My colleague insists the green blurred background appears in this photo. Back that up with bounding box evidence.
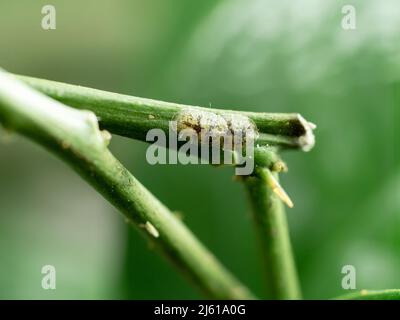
[0,0,398,299]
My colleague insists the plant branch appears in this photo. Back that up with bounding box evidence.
[17,73,311,300]
[17,75,315,152]
[242,149,301,299]
[334,289,400,300]
[0,69,255,300]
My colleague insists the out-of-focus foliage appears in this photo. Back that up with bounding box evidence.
[0,0,398,299]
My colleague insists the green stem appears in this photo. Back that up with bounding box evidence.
[243,165,301,299]
[0,69,255,300]
[17,75,315,151]
[335,289,400,300]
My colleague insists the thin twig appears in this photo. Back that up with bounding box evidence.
[335,289,400,300]
[242,148,301,299]
[0,69,255,300]
[17,75,315,152]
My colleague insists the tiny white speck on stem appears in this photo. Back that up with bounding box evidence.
[145,221,159,238]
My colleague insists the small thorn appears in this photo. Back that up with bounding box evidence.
[145,221,159,238]
[271,182,294,208]
[261,168,294,208]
